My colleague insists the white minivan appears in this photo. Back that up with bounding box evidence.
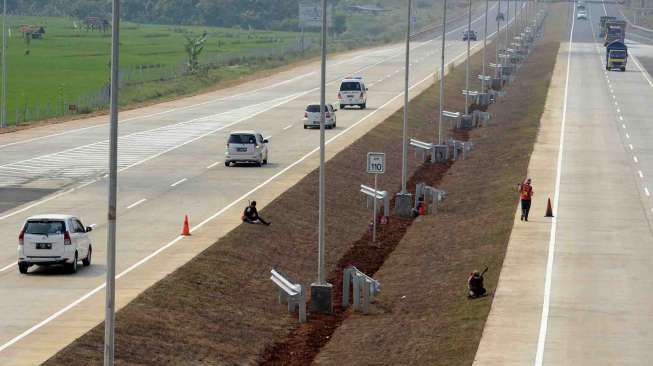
[338,77,368,109]
[224,131,269,167]
[18,214,93,274]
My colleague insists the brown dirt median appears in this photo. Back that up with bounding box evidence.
[43,15,555,366]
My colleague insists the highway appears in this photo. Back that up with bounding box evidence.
[0,3,515,364]
[475,1,653,365]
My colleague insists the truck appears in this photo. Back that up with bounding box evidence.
[604,20,627,46]
[599,16,617,37]
[606,40,627,71]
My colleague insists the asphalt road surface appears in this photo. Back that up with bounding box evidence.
[0,3,517,364]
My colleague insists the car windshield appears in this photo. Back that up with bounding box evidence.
[340,82,361,91]
[24,220,65,235]
[228,134,256,144]
[612,50,626,58]
[306,105,321,112]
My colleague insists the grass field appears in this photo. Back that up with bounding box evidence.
[2,15,316,124]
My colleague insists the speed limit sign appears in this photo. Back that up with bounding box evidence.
[367,152,385,174]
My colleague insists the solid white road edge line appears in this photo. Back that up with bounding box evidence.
[534,4,576,366]
[0,34,487,354]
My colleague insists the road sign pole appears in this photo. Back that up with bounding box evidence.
[372,173,378,243]
[439,0,447,145]
[104,0,120,364]
[311,0,332,314]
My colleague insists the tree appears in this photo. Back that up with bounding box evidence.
[184,32,208,73]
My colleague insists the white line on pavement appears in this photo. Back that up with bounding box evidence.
[170,178,187,187]
[626,133,630,139]
[0,262,16,272]
[206,161,221,169]
[535,5,576,366]
[283,124,293,130]
[126,198,147,209]
[629,144,634,150]
[646,187,650,196]
[619,116,623,121]
[634,156,639,163]
[622,123,627,129]
[639,170,644,178]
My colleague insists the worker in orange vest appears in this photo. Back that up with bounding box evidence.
[518,178,534,221]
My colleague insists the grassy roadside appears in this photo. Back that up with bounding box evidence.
[43,13,501,366]
[312,5,567,365]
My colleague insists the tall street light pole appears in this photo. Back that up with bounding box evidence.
[496,0,501,65]
[104,0,120,364]
[1,0,7,128]
[464,0,472,116]
[482,0,489,92]
[311,0,332,314]
[438,0,447,146]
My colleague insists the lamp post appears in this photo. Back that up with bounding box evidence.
[438,0,447,145]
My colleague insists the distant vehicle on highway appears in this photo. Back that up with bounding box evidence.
[338,76,367,109]
[577,1,586,9]
[463,30,477,41]
[18,214,93,274]
[577,11,588,20]
[303,103,337,129]
[496,12,505,21]
[225,131,269,167]
[606,40,627,71]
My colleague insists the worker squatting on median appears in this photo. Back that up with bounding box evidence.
[518,178,534,221]
[242,201,271,226]
[468,267,488,298]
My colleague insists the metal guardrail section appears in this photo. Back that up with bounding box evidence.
[415,183,447,214]
[472,110,492,126]
[447,138,474,160]
[409,138,435,162]
[360,184,390,217]
[270,269,306,323]
[342,266,381,314]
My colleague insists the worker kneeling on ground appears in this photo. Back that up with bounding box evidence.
[242,201,271,226]
[468,267,488,298]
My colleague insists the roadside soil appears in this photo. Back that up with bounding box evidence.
[42,14,552,366]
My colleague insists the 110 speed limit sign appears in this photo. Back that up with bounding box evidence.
[367,152,385,174]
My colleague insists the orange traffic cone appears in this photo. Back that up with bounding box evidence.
[545,198,554,218]
[181,215,191,236]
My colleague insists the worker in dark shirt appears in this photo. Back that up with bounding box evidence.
[468,269,487,298]
[242,201,270,226]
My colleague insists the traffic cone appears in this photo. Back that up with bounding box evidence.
[181,215,191,236]
[545,198,554,218]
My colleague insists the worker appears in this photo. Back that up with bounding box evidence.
[242,201,270,226]
[518,177,534,221]
[468,269,487,298]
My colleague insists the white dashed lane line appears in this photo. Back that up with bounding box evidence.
[622,123,627,129]
[126,198,147,209]
[646,187,651,197]
[206,161,221,169]
[639,170,644,178]
[283,124,293,130]
[626,133,630,139]
[634,156,639,163]
[629,144,634,150]
[170,178,187,187]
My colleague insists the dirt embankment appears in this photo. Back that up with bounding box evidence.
[44,8,562,365]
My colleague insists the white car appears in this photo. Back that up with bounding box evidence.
[18,214,93,274]
[303,103,337,129]
[338,76,368,109]
[224,130,269,167]
[577,11,587,20]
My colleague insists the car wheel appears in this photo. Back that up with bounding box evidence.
[66,253,78,274]
[256,160,262,167]
[304,125,307,129]
[361,103,366,109]
[263,158,268,165]
[18,262,28,274]
[82,246,92,267]
[621,67,626,72]
[225,161,230,167]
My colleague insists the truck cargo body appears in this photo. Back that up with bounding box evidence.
[599,16,617,37]
[604,20,627,46]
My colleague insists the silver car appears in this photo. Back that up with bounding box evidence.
[303,103,337,129]
[224,131,269,167]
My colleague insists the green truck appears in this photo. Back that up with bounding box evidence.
[599,16,617,37]
[604,20,627,46]
[606,40,627,71]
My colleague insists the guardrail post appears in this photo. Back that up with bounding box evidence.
[362,279,371,314]
[352,273,361,311]
[342,267,352,307]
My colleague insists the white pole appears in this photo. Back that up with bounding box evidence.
[372,174,378,243]
[439,0,447,145]
[1,0,7,128]
[482,0,489,91]
[465,0,472,115]
[104,0,120,364]
[317,0,327,285]
[401,0,411,194]
[496,0,501,66]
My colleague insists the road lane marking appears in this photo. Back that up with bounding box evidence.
[634,156,639,163]
[0,262,16,272]
[126,198,147,209]
[0,17,514,353]
[535,6,575,365]
[646,187,651,196]
[639,170,644,178]
[626,133,630,139]
[615,101,618,106]
[170,178,187,187]
[622,123,626,129]
[283,124,293,130]
[629,144,634,150]
[619,116,623,121]
[206,161,221,169]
